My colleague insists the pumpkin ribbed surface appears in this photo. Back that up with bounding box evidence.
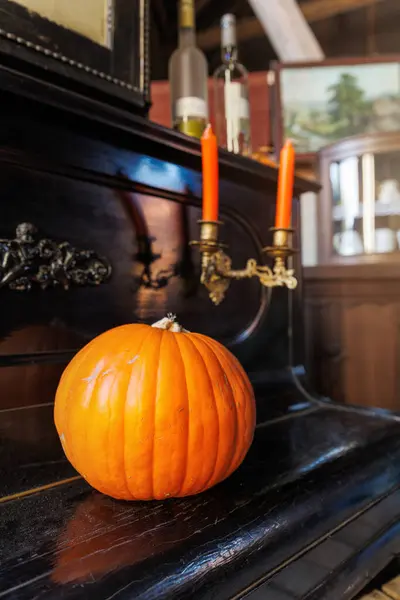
[54,317,256,500]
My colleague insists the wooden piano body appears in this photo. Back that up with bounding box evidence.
[0,60,400,600]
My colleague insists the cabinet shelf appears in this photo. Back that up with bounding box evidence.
[333,202,400,221]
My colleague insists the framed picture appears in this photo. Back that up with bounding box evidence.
[272,57,400,159]
[0,0,150,113]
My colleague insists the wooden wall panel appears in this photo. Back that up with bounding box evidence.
[342,303,399,410]
[305,266,400,412]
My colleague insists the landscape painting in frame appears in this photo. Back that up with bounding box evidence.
[279,61,400,154]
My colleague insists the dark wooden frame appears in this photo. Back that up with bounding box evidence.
[318,130,400,265]
[0,0,150,113]
[271,56,400,161]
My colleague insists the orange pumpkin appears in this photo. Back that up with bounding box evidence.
[54,314,256,500]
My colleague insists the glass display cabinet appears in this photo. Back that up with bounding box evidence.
[318,131,400,263]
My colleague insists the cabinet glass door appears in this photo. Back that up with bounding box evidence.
[331,150,400,256]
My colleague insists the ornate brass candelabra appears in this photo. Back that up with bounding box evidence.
[190,221,297,305]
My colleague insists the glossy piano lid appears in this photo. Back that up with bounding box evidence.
[1,400,400,600]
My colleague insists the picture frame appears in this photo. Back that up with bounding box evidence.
[272,56,400,160]
[0,0,150,114]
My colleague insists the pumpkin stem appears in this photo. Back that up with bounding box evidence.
[151,314,189,333]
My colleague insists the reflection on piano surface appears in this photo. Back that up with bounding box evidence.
[115,178,198,296]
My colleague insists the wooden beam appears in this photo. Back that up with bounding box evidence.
[303,0,385,23]
[197,0,386,50]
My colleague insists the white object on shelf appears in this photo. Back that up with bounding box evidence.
[375,228,396,253]
[333,230,364,256]
[339,157,360,230]
[378,179,400,205]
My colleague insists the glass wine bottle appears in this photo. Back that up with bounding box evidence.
[213,14,252,155]
[168,0,209,139]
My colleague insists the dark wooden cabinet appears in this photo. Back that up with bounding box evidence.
[305,264,400,410]
[305,132,400,411]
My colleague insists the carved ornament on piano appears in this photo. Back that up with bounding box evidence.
[0,223,111,291]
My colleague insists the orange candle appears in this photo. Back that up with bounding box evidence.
[201,124,219,221]
[275,140,295,229]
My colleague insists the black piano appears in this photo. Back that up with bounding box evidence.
[1,17,400,600]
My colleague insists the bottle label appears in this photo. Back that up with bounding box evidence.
[224,82,251,153]
[224,82,250,120]
[239,97,250,120]
[175,97,208,120]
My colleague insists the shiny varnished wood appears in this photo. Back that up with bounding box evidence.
[0,74,316,370]
[2,401,400,600]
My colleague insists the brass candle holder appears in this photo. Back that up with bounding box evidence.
[190,220,297,305]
